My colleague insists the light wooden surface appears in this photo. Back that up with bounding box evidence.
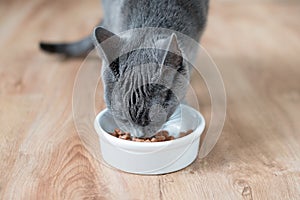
[1,0,300,199]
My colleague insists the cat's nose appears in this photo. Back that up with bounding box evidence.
[132,115,150,126]
[138,120,150,126]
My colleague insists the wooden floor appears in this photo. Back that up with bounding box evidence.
[1,0,300,199]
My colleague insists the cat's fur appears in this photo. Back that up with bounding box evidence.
[40,0,209,137]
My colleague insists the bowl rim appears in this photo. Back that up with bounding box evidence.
[94,104,206,150]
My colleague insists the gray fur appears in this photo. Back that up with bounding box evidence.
[102,0,208,39]
[94,0,209,137]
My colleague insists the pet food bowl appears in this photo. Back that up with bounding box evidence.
[94,104,205,175]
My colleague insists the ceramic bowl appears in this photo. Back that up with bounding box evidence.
[94,104,205,175]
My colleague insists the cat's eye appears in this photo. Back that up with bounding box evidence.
[109,58,120,78]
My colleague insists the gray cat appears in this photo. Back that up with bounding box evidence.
[40,0,209,137]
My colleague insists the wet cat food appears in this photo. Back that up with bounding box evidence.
[110,128,194,142]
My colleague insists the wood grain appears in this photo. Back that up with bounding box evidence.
[0,0,300,199]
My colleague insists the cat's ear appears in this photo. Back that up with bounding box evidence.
[158,35,188,98]
[93,26,121,78]
[94,26,116,44]
[93,26,121,62]
[161,34,183,71]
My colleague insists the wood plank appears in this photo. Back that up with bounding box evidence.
[0,0,299,199]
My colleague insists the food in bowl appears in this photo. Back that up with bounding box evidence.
[110,128,194,142]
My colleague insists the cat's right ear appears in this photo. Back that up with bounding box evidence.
[93,26,121,63]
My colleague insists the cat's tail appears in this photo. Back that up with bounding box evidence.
[39,35,94,57]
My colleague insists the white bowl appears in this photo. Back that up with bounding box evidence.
[94,104,205,175]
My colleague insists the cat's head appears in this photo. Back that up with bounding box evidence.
[94,27,189,137]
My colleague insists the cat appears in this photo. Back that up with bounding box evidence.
[40,0,209,137]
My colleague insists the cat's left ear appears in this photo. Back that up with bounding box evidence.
[161,34,183,71]
[93,26,121,64]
